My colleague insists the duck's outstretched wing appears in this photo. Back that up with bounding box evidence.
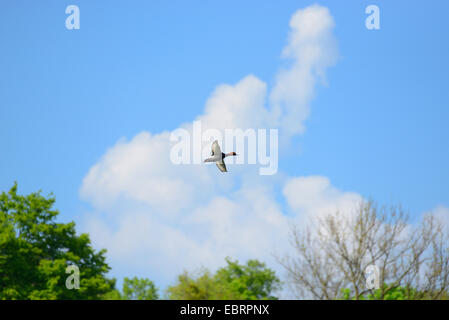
[216,160,227,172]
[211,140,221,156]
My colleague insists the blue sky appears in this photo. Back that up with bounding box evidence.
[1,0,448,291]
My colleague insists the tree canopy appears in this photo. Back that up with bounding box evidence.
[167,257,281,300]
[0,183,115,299]
[104,277,159,300]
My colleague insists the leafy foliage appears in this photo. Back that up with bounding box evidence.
[215,258,281,299]
[340,285,417,300]
[167,258,281,300]
[104,277,159,300]
[105,277,159,300]
[166,269,228,299]
[122,277,159,300]
[0,183,115,299]
[340,284,449,300]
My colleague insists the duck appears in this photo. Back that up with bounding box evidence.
[204,140,237,172]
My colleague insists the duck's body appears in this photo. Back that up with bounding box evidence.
[204,140,237,172]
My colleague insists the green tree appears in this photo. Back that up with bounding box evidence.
[340,285,418,300]
[166,269,232,300]
[340,284,449,300]
[122,277,159,300]
[167,258,281,300]
[215,258,281,300]
[0,183,115,299]
[103,277,159,300]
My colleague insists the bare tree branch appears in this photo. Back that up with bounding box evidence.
[278,200,449,300]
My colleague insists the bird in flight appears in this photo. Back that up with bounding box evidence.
[204,140,237,172]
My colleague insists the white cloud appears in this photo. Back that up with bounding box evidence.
[83,184,288,280]
[270,4,338,136]
[196,75,268,132]
[283,176,362,220]
[83,176,362,288]
[433,205,449,218]
[430,205,449,230]
[80,131,220,216]
[79,5,345,289]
